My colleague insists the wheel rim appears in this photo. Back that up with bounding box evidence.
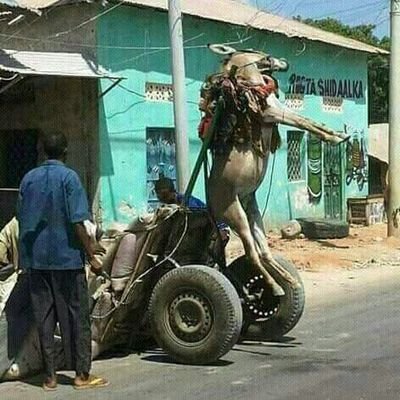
[168,291,214,344]
[244,274,280,320]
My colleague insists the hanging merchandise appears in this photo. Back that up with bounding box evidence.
[345,130,368,189]
[359,137,366,169]
[351,136,362,169]
[307,134,322,202]
[357,136,368,189]
[345,139,353,174]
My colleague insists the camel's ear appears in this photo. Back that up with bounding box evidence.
[208,44,236,55]
[270,57,289,72]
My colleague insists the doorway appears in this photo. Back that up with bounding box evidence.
[323,143,343,220]
[0,129,38,188]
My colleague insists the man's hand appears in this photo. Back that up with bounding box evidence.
[92,242,106,256]
[88,255,103,276]
[219,228,230,246]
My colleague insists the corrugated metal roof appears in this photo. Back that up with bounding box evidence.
[0,0,55,12]
[0,48,120,78]
[0,0,388,55]
[368,123,389,164]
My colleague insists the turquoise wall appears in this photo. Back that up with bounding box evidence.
[97,6,368,229]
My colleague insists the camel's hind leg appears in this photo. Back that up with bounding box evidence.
[241,193,299,288]
[209,191,284,296]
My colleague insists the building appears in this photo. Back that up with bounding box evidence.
[368,123,388,196]
[0,0,387,229]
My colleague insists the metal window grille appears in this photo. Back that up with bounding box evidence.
[287,131,304,181]
[322,96,343,113]
[145,82,173,102]
[284,93,304,110]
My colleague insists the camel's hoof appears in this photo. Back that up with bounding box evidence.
[287,279,301,290]
[293,280,302,290]
[272,284,285,297]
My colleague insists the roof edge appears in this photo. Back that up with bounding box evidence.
[0,0,390,55]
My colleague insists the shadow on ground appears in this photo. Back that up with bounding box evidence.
[141,352,234,367]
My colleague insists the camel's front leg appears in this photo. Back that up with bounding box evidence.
[208,187,284,296]
[241,193,299,287]
[264,93,348,144]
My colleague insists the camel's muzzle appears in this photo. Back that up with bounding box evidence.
[259,57,289,73]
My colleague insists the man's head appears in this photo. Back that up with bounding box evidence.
[42,132,68,161]
[154,177,177,204]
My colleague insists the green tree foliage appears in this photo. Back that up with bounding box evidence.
[294,16,389,123]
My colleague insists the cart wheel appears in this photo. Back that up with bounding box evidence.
[227,255,305,340]
[148,265,242,364]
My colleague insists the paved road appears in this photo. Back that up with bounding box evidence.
[1,264,399,400]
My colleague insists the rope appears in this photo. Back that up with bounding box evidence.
[262,151,277,219]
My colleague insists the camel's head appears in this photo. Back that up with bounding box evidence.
[205,44,349,144]
[208,44,288,85]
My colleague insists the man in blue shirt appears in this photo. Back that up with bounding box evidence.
[17,132,108,391]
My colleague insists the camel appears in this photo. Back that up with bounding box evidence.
[201,45,348,296]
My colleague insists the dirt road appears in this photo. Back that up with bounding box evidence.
[1,256,399,399]
[1,223,399,399]
[226,223,400,271]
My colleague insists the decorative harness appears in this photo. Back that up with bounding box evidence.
[198,53,281,158]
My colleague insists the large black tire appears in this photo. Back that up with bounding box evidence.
[296,218,349,239]
[227,255,305,340]
[148,265,242,365]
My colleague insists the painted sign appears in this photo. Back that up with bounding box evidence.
[287,73,364,99]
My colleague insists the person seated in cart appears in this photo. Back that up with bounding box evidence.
[154,176,230,246]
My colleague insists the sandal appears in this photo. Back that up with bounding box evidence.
[74,374,109,390]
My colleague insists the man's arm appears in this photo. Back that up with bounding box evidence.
[74,222,102,274]
[66,171,103,274]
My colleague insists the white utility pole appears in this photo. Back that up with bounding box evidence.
[168,0,190,192]
[388,0,400,237]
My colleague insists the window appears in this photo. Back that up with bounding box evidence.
[322,96,343,113]
[284,93,304,111]
[145,82,173,102]
[146,128,176,207]
[287,131,305,182]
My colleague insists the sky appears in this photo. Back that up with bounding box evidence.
[238,0,390,39]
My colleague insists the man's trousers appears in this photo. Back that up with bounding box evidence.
[28,269,91,377]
